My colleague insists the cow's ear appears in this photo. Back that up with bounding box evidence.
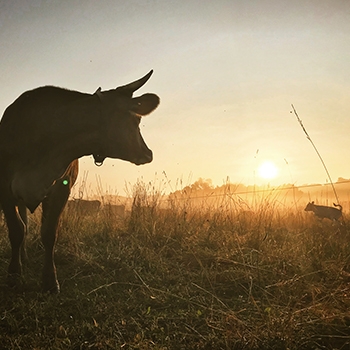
[130,93,160,116]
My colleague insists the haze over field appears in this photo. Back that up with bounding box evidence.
[1,1,349,196]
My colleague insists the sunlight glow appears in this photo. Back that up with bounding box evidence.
[258,161,279,180]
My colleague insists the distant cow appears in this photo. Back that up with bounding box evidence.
[67,199,101,215]
[304,201,343,221]
[0,70,159,293]
[104,204,125,218]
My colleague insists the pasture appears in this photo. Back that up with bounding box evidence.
[0,183,349,349]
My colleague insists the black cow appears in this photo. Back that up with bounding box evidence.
[67,199,101,215]
[0,71,159,292]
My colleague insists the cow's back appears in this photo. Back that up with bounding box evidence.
[0,86,90,159]
[314,206,342,220]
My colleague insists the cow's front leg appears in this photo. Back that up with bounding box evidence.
[41,223,60,292]
[40,174,73,293]
[3,202,27,288]
[41,197,62,293]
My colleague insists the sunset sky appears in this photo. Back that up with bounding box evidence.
[1,0,349,197]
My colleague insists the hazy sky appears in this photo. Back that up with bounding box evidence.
[1,0,349,197]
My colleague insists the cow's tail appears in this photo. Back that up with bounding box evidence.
[333,203,343,211]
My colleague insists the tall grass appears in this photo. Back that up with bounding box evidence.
[0,181,349,349]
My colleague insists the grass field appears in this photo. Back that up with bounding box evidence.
[0,184,350,349]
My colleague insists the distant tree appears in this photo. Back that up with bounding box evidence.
[189,178,213,192]
[169,178,214,199]
[337,177,350,183]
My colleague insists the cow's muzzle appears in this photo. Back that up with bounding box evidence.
[133,150,153,165]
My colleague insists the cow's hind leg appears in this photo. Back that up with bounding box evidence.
[2,200,27,288]
[41,178,71,293]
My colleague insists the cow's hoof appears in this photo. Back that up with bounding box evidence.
[42,280,60,294]
[7,273,23,289]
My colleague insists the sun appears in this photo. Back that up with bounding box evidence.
[258,161,279,180]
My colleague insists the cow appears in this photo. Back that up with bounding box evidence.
[0,70,159,293]
[103,203,125,218]
[304,201,343,221]
[67,199,101,215]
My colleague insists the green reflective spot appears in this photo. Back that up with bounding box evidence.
[62,180,69,186]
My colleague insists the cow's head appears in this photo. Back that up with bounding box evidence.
[304,201,315,211]
[93,70,159,166]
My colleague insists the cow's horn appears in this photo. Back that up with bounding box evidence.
[118,70,153,93]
